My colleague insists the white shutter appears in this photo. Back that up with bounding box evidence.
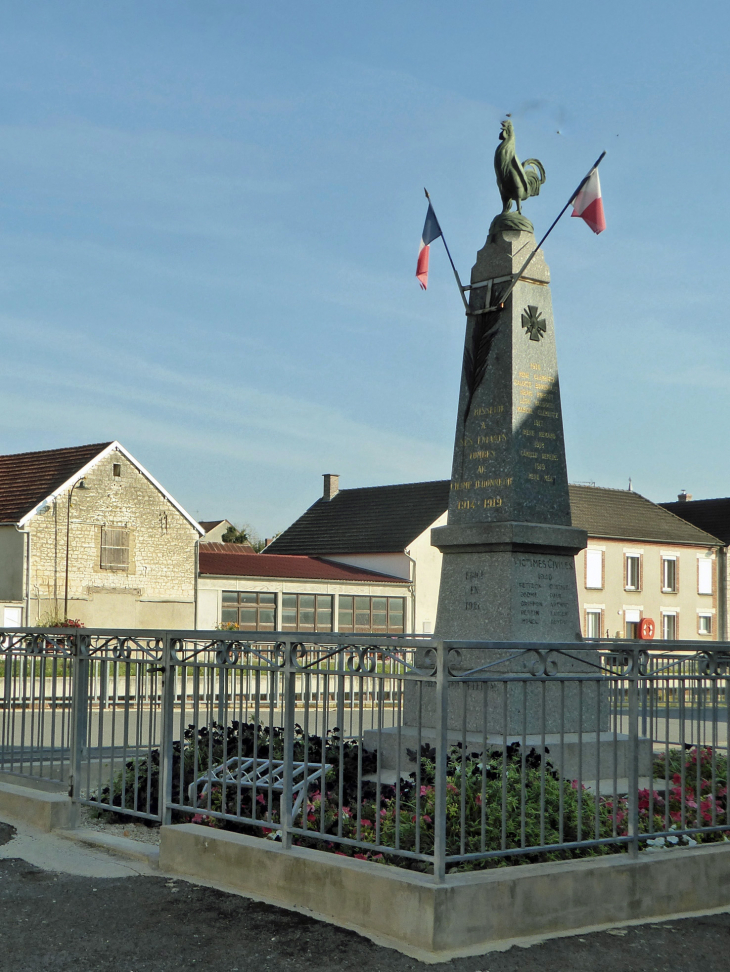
[698,558,713,595]
[585,549,603,589]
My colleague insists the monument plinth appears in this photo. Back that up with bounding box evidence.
[432,227,587,642]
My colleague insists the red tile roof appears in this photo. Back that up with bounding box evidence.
[200,541,256,554]
[198,550,406,583]
[0,442,113,523]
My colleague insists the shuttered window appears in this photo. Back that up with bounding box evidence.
[100,528,130,570]
[585,549,603,589]
[698,558,713,595]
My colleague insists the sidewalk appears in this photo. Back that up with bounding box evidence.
[1,819,729,972]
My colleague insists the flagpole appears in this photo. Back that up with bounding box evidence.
[491,150,607,311]
[424,188,469,312]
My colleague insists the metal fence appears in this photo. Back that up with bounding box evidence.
[1,628,729,877]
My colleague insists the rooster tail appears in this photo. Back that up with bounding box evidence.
[523,158,546,199]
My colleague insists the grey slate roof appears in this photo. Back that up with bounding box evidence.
[660,497,730,546]
[266,480,451,555]
[569,486,722,546]
[268,480,722,555]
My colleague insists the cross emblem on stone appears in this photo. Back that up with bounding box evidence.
[521,305,546,342]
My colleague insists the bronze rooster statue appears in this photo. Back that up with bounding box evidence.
[494,119,545,215]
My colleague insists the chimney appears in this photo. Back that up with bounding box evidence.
[677,490,693,502]
[323,473,340,501]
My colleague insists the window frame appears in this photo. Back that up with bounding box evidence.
[220,591,277,630]
[661,611,678,641]
[100,527,130,571]
[698,613,712,636]
[280,593,333,632]
[698,558,713,596]
[661,556,678,594]
[584,549,604,590]
[585,609,603,639]
[624,553,641,592]
[337,595,406,634]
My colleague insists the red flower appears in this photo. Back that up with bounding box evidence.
[354,853,368,861]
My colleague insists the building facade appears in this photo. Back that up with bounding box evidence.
[266,477,723,643]
[196,543,411,633]
[572,487,722,641]
[0,441,202,628]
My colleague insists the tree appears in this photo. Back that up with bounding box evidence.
[221,525,250,545]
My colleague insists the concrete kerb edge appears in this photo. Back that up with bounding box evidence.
[160,823,730,961]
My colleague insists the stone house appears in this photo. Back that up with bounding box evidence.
[196,542,411,633]
[0,441,203,628]
[266,477,723,642]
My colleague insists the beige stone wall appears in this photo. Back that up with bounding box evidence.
[576,537,719,642]
[26,448,198,628]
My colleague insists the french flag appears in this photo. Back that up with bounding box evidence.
[571,168,606,234]
[416,203,443,289]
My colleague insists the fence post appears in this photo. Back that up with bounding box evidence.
[433,641,448,882]
[159,633,175,826]
[280,640,296,850]
[69,631,89,800]
[627,646,640,858]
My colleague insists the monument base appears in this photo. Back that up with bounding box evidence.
[432,520,587,642]
[363,726,652,787]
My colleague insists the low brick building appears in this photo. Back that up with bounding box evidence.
[0,441,203,628]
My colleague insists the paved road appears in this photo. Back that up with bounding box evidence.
[1,821,730,972]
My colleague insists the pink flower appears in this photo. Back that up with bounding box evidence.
[361,819,372,828]
[307,813,316,823]
[475,794,482,806]
[423,815,432,824]
[256,794,266,805]
[192,814,204,824]
[420,785,432,797]
[354,853,368,861]
[446,783,458,794]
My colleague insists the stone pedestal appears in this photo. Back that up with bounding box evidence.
[433,227,587,643]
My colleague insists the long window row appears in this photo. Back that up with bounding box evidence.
[585,549,714,595]
[585,607,714,640]
[221,592,406,633]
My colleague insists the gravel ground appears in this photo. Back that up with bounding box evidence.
[1,821,730,972]
[76,805,161,845]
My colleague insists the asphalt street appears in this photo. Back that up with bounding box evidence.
[1,821,730,972]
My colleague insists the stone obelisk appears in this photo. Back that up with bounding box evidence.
[432,121,587,643]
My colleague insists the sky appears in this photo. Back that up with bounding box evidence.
[1,1,729,536]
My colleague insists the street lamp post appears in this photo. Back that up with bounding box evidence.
[63,478,88,621]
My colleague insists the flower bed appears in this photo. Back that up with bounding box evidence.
[93,724,730,873]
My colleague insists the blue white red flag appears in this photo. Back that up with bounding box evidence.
[416,203,443,290]
[571,168,606,234]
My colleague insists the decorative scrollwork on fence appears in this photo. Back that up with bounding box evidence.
[0,631,76,657]
[447,648,462,676]
[522,649,561,677]
[82,635,164,662]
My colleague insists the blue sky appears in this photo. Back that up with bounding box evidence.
[1,2,728,535]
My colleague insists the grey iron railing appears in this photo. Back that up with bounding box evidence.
[1,628,729,876]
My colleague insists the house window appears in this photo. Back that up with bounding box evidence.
[585,549,603,590]
[662,556,677,593]
[281,594,332,632]
[338,596,405,634]
[625,554,641,591]
[698,558,713,595]
[585,610,602,639]
[100,528,130,570]
[662,612,678,641]
[221,591,276,630]
[698,613,712,636]
[113,463,121,478]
